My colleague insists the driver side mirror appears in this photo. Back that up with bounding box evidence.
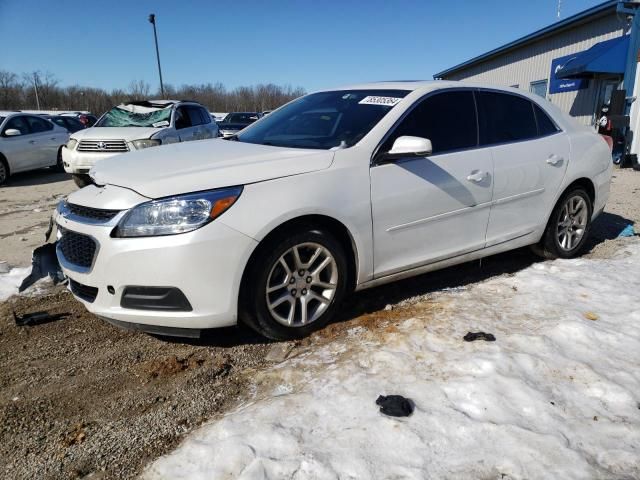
[4,128,22,137]
[380,136,432,163]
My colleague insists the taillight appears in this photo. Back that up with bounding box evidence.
[600,134,613,152]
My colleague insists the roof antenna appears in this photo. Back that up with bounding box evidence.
[557,0,562,19]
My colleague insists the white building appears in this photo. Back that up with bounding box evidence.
[434,0,640,157]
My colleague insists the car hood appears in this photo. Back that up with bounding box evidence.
[90,138,334,198]
[71,126,164,142]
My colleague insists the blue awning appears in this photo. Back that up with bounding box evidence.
[556,35,629,79]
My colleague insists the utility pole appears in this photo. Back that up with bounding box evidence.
[148,14,165,98]
[33,73,41,110]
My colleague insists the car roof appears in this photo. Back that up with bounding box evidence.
[321,80,538,97]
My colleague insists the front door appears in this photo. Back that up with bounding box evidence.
[370,90,493,277]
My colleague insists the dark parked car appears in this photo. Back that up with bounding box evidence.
[217,112,260,137]
[46,115,86,133]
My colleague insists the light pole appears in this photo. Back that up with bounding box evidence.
[33,73,41,110]
[148,13,165,98]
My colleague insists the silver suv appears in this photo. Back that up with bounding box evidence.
[62,99,219,187]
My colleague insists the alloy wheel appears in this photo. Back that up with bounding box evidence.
[265,242,338,327]
[556,195,588,251]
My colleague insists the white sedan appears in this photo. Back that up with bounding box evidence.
[54,81,612,339]
[0,111,69,184]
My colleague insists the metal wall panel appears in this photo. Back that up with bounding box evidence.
[442,14,626,125]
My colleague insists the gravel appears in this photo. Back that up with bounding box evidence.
[0,167,637,479]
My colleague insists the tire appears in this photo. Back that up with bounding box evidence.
[0,158,8,186]
[72,173,92,188]
[532,187,593,259]
[239,227,348,340]
[51,148,65,173]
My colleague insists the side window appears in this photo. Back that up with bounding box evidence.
[381,90,477,155]
[186,106,203,127]
[199,108,211,124]
[26,116,53,133]
[3,116,30,136]
[477,91,537,145]
[533,104,560,136]
[174,107,192,130]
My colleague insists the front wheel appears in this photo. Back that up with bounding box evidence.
[532,187,593,259]
[240,228,348,340]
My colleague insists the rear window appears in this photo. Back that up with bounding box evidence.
[26,116,53,133]
[477,91,537,145]
[533,104,560,136]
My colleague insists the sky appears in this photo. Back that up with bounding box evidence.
[0,0,607,93]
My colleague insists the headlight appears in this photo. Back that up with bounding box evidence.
[113,187,242,237]
[132,138,162,150]
[66,139,77,150]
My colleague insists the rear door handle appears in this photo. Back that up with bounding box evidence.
[28,140,36,144]
[466,170,486,183]
[546,154,563,166]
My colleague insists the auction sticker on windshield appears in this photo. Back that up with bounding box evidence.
[358,96,403,106]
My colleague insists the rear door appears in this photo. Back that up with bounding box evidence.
[25,116,64,167]
[370,90,494,277]
[478,91,570,246]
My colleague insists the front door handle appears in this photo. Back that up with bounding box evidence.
[546,154,563,166]
[28,140,36,144]
[466,170,486,183]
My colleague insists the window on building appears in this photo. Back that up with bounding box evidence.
[476,91,537,145]
[381,90,477,154]
[529,80,548,98]
[533,104,560,136]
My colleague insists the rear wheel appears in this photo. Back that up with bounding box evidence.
[532,187,592,259]
[0,158,8,185]
[72,173,92,188]
[240,228,348,340]
[51,148,65,172]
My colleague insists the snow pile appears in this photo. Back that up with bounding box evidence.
[0,267,31,302]
[144,242,640,480]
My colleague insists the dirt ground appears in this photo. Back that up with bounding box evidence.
[0,166,638,479]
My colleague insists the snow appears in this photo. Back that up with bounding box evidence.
[144,242,640,480]
[0,267,31,302]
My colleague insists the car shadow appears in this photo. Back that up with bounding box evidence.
[161,210,636,348]
[583,211,635,253]
[1,169,72,188]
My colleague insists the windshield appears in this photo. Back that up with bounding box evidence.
[95,104,172,128]
[223,113,260,124]
[236,89,409,149]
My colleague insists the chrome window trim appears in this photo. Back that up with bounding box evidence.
[371,86,565,166]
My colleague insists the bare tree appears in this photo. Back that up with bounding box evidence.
[0,70,305,115]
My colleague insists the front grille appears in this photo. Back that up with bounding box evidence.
[69,279,98,303]
[77,140,128,152]
[67,203,120,222]
[58,227,97,269]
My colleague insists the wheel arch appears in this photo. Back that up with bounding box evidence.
[238,214,360,312]
[542,176,596,233]
[0,151,10,178]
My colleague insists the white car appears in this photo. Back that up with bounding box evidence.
[62,100,218,187]
[54,81,612,340]
[0,111,69,184]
